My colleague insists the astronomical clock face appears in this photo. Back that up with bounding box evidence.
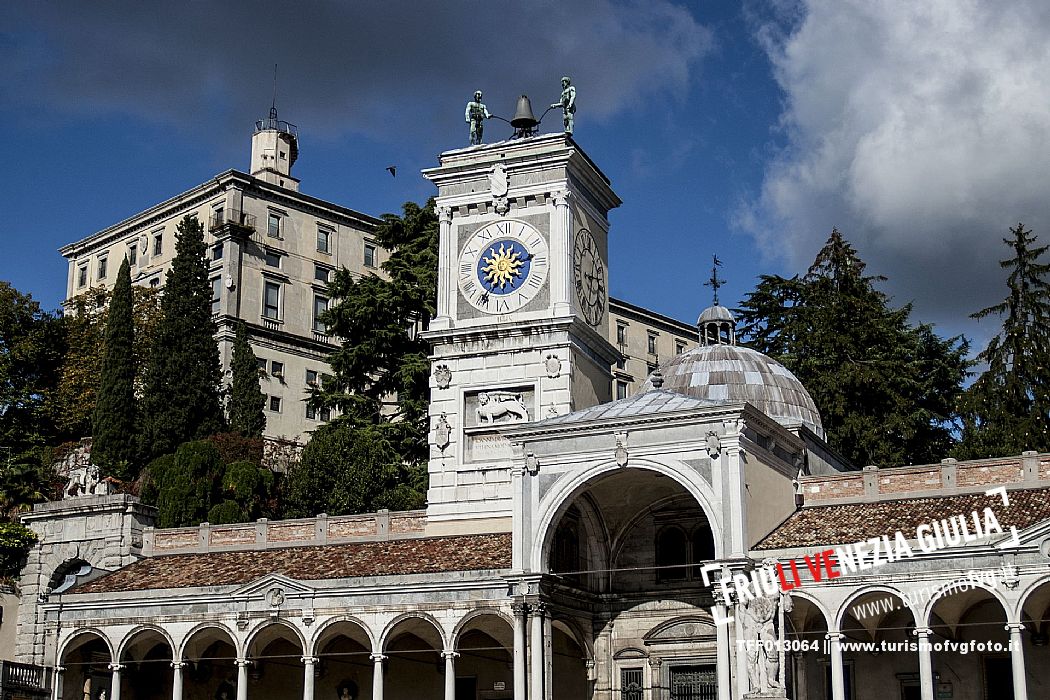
[458,220,549,314]
[573,228,606,325]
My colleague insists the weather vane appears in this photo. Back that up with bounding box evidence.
[704,255,725,305]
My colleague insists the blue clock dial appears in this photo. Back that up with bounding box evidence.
[477,239,532,294]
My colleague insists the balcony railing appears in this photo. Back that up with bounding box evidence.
[0,660,49,692]
[254,118,298,138]
[209,209,256,233]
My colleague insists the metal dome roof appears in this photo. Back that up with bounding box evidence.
[697,305,734,324]
[639,344,824,437]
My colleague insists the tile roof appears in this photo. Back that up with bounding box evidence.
[532,389,721,426]
[73,533,512,594]
[754,487,1050,550]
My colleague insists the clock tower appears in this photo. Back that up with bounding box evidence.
[421,133,621,534]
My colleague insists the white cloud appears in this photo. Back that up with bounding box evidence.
[740,0,1050,328]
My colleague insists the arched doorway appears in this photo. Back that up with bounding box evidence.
[60,631,113,700]
[313,619,375,700]
[245,622,306,697]
[454,613,513,700]
[929,584,1012,700]
[837,589,916,700]
[540,466,717,700]
[181,625,238,699]
[382,616,444,700]
[119,627,174,700]
[785,594,831,700]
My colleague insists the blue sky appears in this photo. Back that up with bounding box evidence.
[5,1,1050,349]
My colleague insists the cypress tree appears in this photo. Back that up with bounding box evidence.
[91,256,137,476]
[228,321,265,438]
[140,215,224,459]
[957,223,1050,457]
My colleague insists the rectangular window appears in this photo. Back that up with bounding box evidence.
[314,265,331,283]
[270,361,284,378]
[77,266,88,288]
[269,396,282,412]
[306,369,319,386]
[313,296,329,333]
[97,257,107,280]
[676,340,686,355]
[621,668,643,700]
[267,213,281,238]
[320,407,331,422]
[317,226,332,253]
[128,244,137,266]
[264,250,282,268]
[263,281,281,320]
[257,357,267,371]
[306,404,317,420]
[647,332,658,355]
[210,277,221,315]
[153,231,163,256]
[364,243,377,268]
[616,323,627,345]
[616,355,626,370]
[212,243,223,261]
[616,380,628,400]
[149,277,160,288]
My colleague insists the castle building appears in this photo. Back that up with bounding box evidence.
[17,127,1050,700]
[58,108,383,442]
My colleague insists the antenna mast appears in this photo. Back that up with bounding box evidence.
[270,63,278,120]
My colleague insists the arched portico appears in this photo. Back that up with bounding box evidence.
[532,458,723,575]
[117,626,176,700]
[311,617,375,700]
[381,614,446,700]
[180,624,239,700]
[58,629,115,700]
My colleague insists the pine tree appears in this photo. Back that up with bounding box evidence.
[91,256,137,476]
[957,223,1050,458]
[228,321,265,438]
[314,199,438,458]
[291,199,438,514]
[140,215,224,459]
[737,228,969,467]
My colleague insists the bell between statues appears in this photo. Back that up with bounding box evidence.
[511,95,539,137]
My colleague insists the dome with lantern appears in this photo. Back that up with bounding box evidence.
[639,304,824,438]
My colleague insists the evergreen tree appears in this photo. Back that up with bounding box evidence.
[54,285,161,438]
[737,228,969,467]
[91,257,136,476]
[293,199,437,513]
[228,322,265,438]
[140,216,224,459]
[957,223,1050,458]
[313,199,438,463]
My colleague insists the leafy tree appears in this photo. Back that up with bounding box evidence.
[208,460,275,524]
[313,199,438,462]
[227,322,265,438]
[737,228,969,467]
[145,440,223,528]
[0,282,66,460]
[53,285,161,438]
[957,223,1050,458]
[0,522,37,579]
[140,216,224,459]
[283,422,425,517]
[0,458,49,519]
[91,257,136,477]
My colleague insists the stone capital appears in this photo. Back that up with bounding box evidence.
[170,660,187,670]
[511,602,529,617]
[370,652,388,663]
[1005,622,1026,634]
[552,190,571,208]
[235,658,253,668]
[441,650,460,660]
[108,663,125,672]
[301,655,319,665]
[912,627,933,639]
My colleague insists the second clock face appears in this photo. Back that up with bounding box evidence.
[458,220,549,314]
[573,228,606,325]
